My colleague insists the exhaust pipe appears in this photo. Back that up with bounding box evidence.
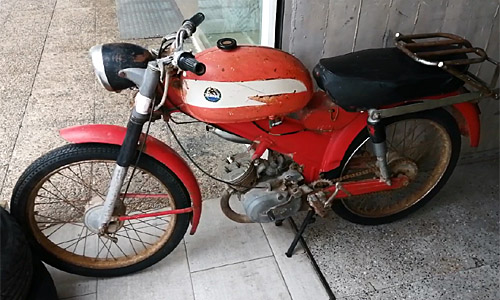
[220,190,253,223]
[207,126,251,144]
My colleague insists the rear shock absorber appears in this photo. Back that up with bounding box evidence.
[367,109,391,185]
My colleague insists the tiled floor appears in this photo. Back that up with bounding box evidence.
[46,199,330,300]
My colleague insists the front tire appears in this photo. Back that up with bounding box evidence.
[331,109,461,225]
[10,143,191,277]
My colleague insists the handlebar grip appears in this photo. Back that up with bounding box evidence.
[177,52,206,76]
[187,12,205,27]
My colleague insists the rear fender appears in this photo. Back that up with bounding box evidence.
[59,124,202,234]
[450,102,480,147]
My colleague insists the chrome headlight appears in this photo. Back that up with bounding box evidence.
[89,43,153,92]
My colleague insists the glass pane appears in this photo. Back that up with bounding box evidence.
[175,0,264,49]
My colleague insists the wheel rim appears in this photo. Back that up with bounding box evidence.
[341,118,452,218]
[28,160,177,269]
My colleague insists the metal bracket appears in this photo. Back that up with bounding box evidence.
[324,182,351,208]
[369,89,499,120]
[395,32,499,99]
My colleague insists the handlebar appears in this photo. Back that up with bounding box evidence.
[177,52,206,75]
[184,12,205,29]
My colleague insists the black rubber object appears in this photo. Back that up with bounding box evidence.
[185,12,205,27]
[10,143,191,277]
[117,118,146,167]
[217,38,238,50]
[327,109,461,225]
[313,47,467,112]
[177,52,206,75]
[26,256,58,300]
[1,207,33,300]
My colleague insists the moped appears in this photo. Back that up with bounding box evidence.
[10,13,498,277]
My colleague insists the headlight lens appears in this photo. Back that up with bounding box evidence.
[89,43,153,92]
[90,45,113,91]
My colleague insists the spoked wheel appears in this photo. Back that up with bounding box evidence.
[10,144,191,277]
[332,109,461,225]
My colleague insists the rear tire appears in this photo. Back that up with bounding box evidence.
[10,143,191,277]
[330,109,461,225]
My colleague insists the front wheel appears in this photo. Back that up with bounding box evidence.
[331,109,461,225]
[10,143,191,277]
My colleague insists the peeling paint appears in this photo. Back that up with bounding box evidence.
[249,94,282,104]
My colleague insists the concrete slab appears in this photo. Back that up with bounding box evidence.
[96,244,194,299]
[95,6,119,37]
[48,8,95,36]
[32,50,94,92]
[55,0,95,10]
[191,256,291,300]
[95,0,117,8]
[184,198,273,272]
[0,10,52,37]
[44,33,96,53]
[304,160,499,298]
[0,124,67,202]
[11,0,56,12]
[94,87,132,124]
[0,34,46,55]
[341,264,499,300]
[23,87,94,127]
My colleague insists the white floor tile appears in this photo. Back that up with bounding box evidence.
[96,244,194,300]
[47,265,97,299]
[262,218,305,255]
[184,198,273,272]
[191,257,291,300]
[262,221,330,300]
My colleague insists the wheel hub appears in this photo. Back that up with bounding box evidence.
[389,158,418,182]
[84,196,125,234]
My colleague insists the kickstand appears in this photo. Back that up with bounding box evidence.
[285,210,316,257]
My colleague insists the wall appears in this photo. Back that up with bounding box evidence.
[282,0,499,156]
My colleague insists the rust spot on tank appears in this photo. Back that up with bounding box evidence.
[221,67,225,72]
[249,94,282,103]
[172,79,182,89]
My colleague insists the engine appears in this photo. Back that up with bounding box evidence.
[219,151,308,223]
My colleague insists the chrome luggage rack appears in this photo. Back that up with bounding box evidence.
[395,32,499,100]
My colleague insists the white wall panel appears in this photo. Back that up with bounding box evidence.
[283,0,499,154]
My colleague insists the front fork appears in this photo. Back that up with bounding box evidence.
[98,63,160,233]
[367,110,391,185]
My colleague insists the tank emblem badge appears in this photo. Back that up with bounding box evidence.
[204,87,222,102]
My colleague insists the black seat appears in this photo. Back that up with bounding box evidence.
[313,48,466,112]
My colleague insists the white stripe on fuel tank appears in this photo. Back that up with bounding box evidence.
[183,78,307,108]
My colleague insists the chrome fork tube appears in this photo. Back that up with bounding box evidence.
[99,62,160,232]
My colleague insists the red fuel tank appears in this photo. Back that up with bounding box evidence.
[175,45,313,123]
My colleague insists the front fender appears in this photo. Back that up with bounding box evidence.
[60,124,202,234]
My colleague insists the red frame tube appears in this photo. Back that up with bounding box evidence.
[324,176,409,199]
[118,207,194,221]
[119,193,170,199]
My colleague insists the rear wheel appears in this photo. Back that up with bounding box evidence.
[331,109,461,225]
[10,143,191,277]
